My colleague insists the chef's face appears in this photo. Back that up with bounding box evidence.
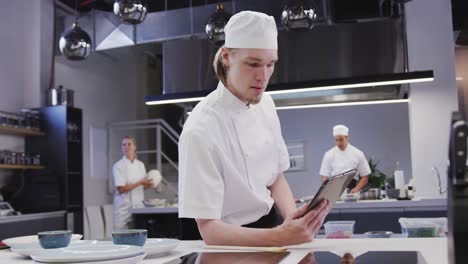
[122,138,136,158]
[335,135,349,150]
[222,48,278,105]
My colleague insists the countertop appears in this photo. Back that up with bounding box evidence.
[0,238,448,264]
[130,198,447,215]
[0,210,66,224]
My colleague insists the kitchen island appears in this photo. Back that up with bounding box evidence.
[130,198,447,238]
[0,237,449,264]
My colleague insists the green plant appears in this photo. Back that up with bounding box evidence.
[367,158,387,188]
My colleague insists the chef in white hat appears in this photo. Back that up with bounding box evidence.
[178,11,331,246]
[319,125,371,193]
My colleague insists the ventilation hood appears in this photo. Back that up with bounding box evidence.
[145,18,434,107]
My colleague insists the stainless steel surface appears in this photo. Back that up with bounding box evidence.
[48,86,74,106]
[0,211,66,224]
[161,19,404,105]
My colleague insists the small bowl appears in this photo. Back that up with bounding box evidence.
[112,229,147,246]
[364,231,393,238]
[37,230,72,249]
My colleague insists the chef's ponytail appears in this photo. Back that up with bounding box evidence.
[213,46,235,87]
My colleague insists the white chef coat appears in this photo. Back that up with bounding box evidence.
[178,82,290,225]
[113,156,146,230]
[319,144,371,180]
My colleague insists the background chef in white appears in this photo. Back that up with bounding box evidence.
[113,136,153,230]
[319,125,372,193]
[178,11,331,246]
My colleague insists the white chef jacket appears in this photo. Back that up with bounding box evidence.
[319,144,371,180]
[178,82,290,225]
[113,156,146,230]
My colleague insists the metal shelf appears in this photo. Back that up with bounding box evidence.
[0,164,46,170]
[0,126,46,136]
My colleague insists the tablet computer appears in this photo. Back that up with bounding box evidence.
[305,169,358,214]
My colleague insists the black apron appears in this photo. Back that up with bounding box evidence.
[179,205,283,240]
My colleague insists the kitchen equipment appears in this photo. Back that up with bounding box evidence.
[2,234,82,247]
[364,231,393,238]
[47,85,74,107]
[0,202,15,217]
[447,112,468,264]
[10,240,98,258]
[323,221,355,239]
[399,218,438,238]
[112,229,147,246]
[38,230,72,249]
[31,244,145,263]
[102,238,180,256]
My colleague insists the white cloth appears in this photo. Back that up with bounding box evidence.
[112,156,146,230]
[178,82,290,225]
[319,144,371,180]
[224,11,278,50]
[333,125,349,136]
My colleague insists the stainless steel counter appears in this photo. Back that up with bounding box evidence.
[0,211,66,224]
[129,198,447,215]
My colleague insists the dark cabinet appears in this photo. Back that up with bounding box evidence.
[21,106,84,234]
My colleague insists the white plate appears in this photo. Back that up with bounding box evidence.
[3,234,83,247]
[144,238,180,256]
[31,244,144,263]
[32,253,147,264]
[100,238,179,257]
[10,240,98,258]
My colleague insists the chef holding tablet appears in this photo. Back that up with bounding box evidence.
[178,11,331,247]
[319,125,371,193]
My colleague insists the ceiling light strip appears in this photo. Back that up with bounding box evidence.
[275,99,409,110]
[145,96,206,105]
[267,77,433,95]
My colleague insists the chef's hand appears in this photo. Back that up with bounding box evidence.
[350,188,359,194]
[276,200,331,246]
[139,177,153,188]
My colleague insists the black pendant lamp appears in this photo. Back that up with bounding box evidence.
[113,0,148,25]
[59,1,92,61]
[205,3,232,46]
[281,0,318,31]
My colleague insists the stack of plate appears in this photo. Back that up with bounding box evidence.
[6,235,179,264]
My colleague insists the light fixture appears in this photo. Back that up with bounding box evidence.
[205,3,232,45]
[113,0,148,25]
[275,99,409,110]
[281,0,318,31]
[145,71,434,106]
[59,1,92,61]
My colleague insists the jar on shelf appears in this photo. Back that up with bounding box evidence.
[30,110,41,131]
[25,153,33,165]
[21,109,32,129]
[33,154,41,166]
[0,112,7,126]
[10,152,17,165]
[18,152,26,165]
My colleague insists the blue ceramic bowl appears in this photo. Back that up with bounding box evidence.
[112,229,147,246]
[38,230,72,249]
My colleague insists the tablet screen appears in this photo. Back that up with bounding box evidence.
[306,169,357,213]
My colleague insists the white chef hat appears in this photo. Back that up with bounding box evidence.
[333,125,349,136]
[224,11,278,50]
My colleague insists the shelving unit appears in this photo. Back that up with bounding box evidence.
[0,126,46,136]
[0,164,45,170]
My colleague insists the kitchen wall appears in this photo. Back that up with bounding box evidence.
[406,0,458,198]
[0,0,53,183]
[455,47,468,118]
[279,103,412,199]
